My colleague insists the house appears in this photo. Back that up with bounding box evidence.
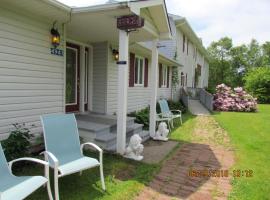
[0,0,209,153]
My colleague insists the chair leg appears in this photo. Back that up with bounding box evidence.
[54,169,60,200]
[100,164,106,191]
[45,165,53,200]
[180,116,183,125]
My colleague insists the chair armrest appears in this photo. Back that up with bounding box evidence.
[9,157,48,173]
[81,142,102,153]
[81,143,103,164]
[170,110,182,114]
[40,151,59,168]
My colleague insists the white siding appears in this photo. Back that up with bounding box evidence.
[0,7,65,140]
[106,49,172,114]
[92,42,108,114]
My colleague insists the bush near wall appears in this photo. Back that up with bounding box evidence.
[213,84,257,112]
[244,67,270,104]
[128,100,186,130]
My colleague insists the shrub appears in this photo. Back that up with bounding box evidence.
[2,123,33,161]
[128,107,150,130]
[129,100,186,130]
[244,67,270,103]
[213,84,257,112]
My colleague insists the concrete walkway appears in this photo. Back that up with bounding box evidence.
[188,100,210,116]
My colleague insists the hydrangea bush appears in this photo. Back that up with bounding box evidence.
[213,84,257,112]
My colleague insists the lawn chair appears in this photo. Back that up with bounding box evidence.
[158,99,183,128]
[40,113,105,200]
[0,143,53,200]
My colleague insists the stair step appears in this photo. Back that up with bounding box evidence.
[77,121,110,135]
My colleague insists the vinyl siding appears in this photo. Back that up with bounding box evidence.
[92,42,108,114]
[106,50,172,114]
[0,7,65,140]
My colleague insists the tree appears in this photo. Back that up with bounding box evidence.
[207,37,233,89]
[262,42,270,66]
[246,39,264,69]
[244,67,270,103]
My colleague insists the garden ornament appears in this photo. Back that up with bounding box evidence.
[124,134,144,161]
[153,122,169,141]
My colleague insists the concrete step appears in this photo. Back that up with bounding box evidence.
[77,120,111,136]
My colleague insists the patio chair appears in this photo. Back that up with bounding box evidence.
[40,113,105,200]
[0,143,53,200]
[158,99,183,128]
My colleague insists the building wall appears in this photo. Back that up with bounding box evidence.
[0,6,65,140]
[92,42,108,114]
[106,49,172,115]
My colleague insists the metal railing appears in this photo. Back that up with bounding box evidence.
[199,89,214,111]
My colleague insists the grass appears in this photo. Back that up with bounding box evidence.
[169,112,196,142]
[213,104,270,200]
[15,152,159,200]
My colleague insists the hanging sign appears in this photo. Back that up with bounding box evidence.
[117,15,144,30]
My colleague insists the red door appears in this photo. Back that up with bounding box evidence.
[65,43,80,113]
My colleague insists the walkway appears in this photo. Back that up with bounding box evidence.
[188,100,210,116]
[135,116,234,200]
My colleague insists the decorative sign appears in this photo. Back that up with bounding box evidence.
[117,15,144,30]
[51,48,64,56]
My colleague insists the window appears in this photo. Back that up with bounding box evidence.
[161,65,168,87]
[183,35,186,52]
[181,72,185,86]
[187,39,189,55]
[134,56,144,85]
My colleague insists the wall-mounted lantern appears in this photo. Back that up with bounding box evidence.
[112,49,119,61]
[51,22,60,48]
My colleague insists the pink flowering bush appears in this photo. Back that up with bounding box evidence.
[213,84,257,112]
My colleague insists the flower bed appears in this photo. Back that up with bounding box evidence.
[213,84,257,112]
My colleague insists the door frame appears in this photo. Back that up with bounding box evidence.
[65,42,80,113]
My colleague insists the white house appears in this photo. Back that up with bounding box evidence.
[0,0,209,153]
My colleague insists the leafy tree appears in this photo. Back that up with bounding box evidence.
[246,39,264,69]
[262,42,270,66]
[207,37,233,89]
[244,67,270,103]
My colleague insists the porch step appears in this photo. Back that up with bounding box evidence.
[95,123,143,149]
[77,120,110,136]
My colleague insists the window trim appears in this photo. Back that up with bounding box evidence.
[134,55,145,86]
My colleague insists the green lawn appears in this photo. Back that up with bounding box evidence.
[214,104,270,200]
[16,152,159,200]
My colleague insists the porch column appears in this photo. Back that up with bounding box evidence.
[116,30,129,154]
[149,39,159,138]
[80,46,86,112]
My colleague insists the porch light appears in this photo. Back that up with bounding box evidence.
[51,22,60,48]
[112,49,119,61]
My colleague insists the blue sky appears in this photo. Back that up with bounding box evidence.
[57,0,270,47]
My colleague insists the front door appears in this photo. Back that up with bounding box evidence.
[65,43,80,112]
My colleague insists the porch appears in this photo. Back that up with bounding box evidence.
[76,113,150,152]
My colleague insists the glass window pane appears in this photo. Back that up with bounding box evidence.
[66,48,77,104]
[139,59,143,84]
[135,58,138,84]
[84,51,88,103]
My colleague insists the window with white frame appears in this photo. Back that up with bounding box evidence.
[161,65,168,87]
[134,56,144,86]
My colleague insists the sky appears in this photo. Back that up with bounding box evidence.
[57,0,270,47]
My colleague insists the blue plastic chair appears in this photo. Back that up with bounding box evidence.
[0,143,53,200]
[40,113,105,200]
[158,99,182,128]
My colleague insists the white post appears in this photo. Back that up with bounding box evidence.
[116,30,129,154]
[80,46,86,112]
[149,39,159,138]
